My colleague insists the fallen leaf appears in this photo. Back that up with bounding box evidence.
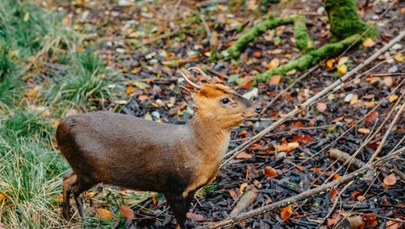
[267,58,280,70]
[362,213,378,227]
[388,94,398,103]
[269,75,281,85]
[239,76,254,89]
[310,167,321,173]
[280,205,293,221]
[333,174,342,180]
[394,53,404,62]
[383,173,397,186]
[236,151,252,159]
[358,128,371,134]
[126,85,135,94]
[264,166,277,178]
[338,56,349,65]
[286,69,297,75]
[274,142,299,153]
[337,64,347,75]
[386,219,402,229]
[240,183,248,193]
[362,38,375,47]
[271,49,283,54]
[383,77,394,86]
[186,212,205,221]
[119,204,134,219]
[229,190,238,199]
[330,188,338,199]
[316,102,327,112]
[252,51,261,58]
[326,58,336,70]
[96,208,112,221]
[365,111,379,123]
[364,100,375,107]
[350,94,359,105]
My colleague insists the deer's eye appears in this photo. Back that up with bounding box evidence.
[221,98,231,105]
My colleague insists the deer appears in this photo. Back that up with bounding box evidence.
[57,67,261,228]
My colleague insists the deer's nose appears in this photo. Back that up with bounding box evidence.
[255,105,262,113]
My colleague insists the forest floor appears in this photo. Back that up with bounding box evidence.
[0,0,404,228]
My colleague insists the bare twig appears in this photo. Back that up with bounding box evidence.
[229,186,257,217]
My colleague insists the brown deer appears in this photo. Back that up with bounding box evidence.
[57,68,261,228]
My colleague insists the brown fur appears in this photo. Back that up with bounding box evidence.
[57,82,258,228]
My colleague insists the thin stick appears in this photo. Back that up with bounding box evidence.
[222,29,405,165]
[369,101,405,162]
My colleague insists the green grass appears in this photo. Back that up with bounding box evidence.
[0,0,123,228]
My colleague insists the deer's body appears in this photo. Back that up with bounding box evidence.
[58,70,260,228]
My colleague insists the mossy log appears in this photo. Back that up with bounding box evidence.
[324,0,377,41]
[225,15,295,59]
[254,34,360,82]
[293,16,314,53]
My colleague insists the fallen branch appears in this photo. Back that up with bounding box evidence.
[222,29,405,165]
[229,186,257,217]
[200,147,405,229]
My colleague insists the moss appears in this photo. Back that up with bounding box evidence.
[254,34,360,82]
[293,16,314,53]
[225,16,295,59]
[324,0,377,41]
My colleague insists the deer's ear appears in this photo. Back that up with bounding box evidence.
[180,86,198,110]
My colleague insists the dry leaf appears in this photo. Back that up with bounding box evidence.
[240,183,248,193]
[267,58,280,70]
[330,188,338,199]
[386,219,402,229]
[394,53,404,62]
[96,208,112,221]
[364,100,375,107]
[383,77,394,86]
[326,58,336,70]
[338,56,349,65]
[275,142,299,153]
[269,75,281,85]
[271,49,283,54]
[229,190,238,199]
[337,64,347,75]
[126,85,135,94]
[286,69,297,75]
[316,102,327,112]
[362,213,378,227]
[383,173,397,186]
[362,38,375,47]
[252,51,261,58]
[358,128,371,134]
[365,111,379,123]
[350,94,359,105]
[236,152,252,159]
[280,205,293,221]
[186,212,205,221]
[119,204,134,219]
[388,94,398,103]
[264,166,277,178]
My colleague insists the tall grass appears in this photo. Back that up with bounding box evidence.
[0,0,121,227]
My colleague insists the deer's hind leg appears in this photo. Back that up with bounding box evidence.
[62,171,96,220]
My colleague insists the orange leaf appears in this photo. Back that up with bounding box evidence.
[119,204,134,219]
[365,111,379,123]
[383,173,397,186]
[237,130,249,137]
[350,94,360,105]
[126,85,135,94]
[274,142,299,153]
[235,152,252,159]
[239,76,254,89]
[383,77,394,86]
[330,188,338,199]
[362,38,375,47]
[310,167,321,173]
[362,213,378,227]
[280,205,293,221]
[138,94,149,101]
[229,190,238,199]
[252,51,261,58]
[326,58,336,70]
[264,166,277,178]
[96,208,112,221]
[316,102,327,112]
[386,219,402,229]
[267,58,280,70]
[333,174,342,180]
[269,75,281,86]
[358,128,371,134]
